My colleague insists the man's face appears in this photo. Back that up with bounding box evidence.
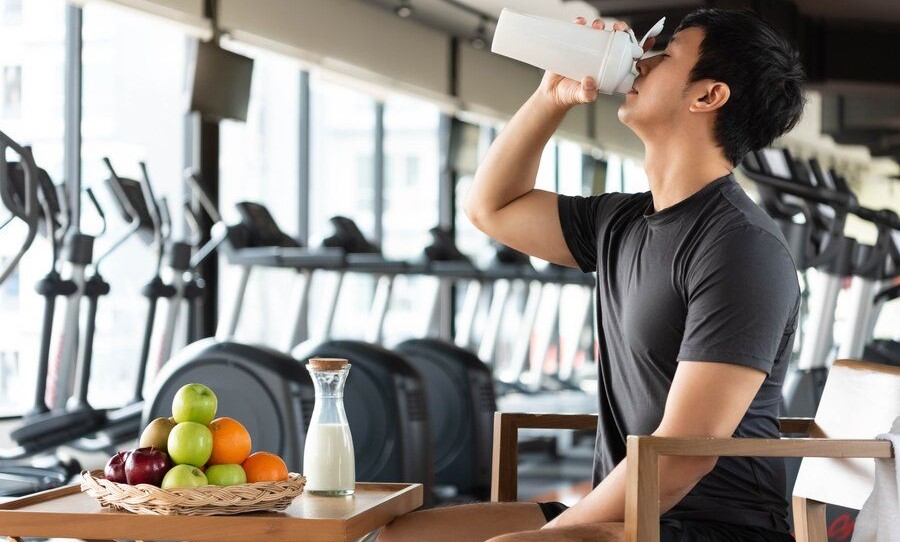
[618,27,705,136]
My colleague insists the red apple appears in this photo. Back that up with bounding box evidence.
[104,450,131,483]
[125,446,171,486]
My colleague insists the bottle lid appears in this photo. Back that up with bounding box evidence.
[308,357,349,371]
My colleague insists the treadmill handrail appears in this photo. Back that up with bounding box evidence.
[743,154,899,231]
[853,207,900,231]
[740,163,856,210]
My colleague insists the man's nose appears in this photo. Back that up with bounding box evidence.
[636,57,651,75]
[635,55,660,75]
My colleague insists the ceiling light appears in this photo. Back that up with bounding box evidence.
[395,0,413,18]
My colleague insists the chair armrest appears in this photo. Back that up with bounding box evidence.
[624,436,894,542]
[491,413,598,502]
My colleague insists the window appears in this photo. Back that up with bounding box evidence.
[382,95,439,259]
[381,94,440,345]
[1,0,22,26]
[308,76,377,340]
[454,122,494,261]
[309,77,377,242]
[80,2,188,407]
[219,45,300,348]
[0,0,66,416]
[622,157,649,193]
[557,140,584,196]
[2,65,21,117]
[535,139,557,192]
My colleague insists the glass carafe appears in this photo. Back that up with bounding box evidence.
[303,357,355,496]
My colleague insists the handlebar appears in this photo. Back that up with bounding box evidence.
[96,158,143,268]
[0,130,39,285]
[84,187,106,238]
[741,153,857,209]
[184,169,221,224]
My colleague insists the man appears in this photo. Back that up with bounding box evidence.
[379,8,804,542]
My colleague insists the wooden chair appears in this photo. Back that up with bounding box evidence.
[491,359,899,542]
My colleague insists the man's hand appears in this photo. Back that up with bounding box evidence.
[537,18,657,110]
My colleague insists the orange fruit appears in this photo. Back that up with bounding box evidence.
[207,417,252,466]
[242,451,288,482]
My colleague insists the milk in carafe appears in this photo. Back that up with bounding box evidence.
[303,358,355,496]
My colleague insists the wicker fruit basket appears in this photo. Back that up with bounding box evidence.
[80,469,306,516]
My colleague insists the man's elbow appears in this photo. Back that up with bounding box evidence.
[660,456,717,499]
[462,193,490,231]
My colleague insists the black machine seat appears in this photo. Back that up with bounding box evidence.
[394,338,495,499]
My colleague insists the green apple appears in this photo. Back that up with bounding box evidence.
[161,464,208,489]
[139,417,177,452]
[167,421,213,467]
[172,383,217,425]
[205,464,247,486]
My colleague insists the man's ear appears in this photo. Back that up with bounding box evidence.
[689,81,730,113]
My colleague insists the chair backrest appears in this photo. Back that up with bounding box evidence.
[793,359,900,509]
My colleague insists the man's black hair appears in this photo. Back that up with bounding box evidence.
[675,9,805,165]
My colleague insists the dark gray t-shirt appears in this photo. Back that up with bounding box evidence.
[557,174,800,533]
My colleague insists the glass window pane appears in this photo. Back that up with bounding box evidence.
[2,0,23,25]
[309,77,376,241]
[606,153,623,193]
[0,0,66,416]
[535,140,556,192]
[80,3,187,407]
[219,45,300,348]
[308,76,376,340]
[381,94,440,345]
[382,95,439,259]
[558,140,583,195]
[2,65,22,117]
[454,123,494,262]
[622,158,649,193]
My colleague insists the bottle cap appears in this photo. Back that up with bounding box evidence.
[308,357,349,371]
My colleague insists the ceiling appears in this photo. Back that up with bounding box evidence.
[581,0,900,22]
[792,0,900,22]
[364,0,900,169]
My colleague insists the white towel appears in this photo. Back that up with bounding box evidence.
[851,416,900,542]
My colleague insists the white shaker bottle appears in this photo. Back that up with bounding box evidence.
[304,357,355,496]
[491,8,665,95]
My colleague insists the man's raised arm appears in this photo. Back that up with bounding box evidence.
[463,18,624,268]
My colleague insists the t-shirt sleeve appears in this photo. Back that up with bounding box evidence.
[677,226,800,375]
[557,192,633,273]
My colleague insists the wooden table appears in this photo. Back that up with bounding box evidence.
[0,481,422,542]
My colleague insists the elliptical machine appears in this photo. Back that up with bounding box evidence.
[73,159,203,451]
[0,130,39,285]
[0,132,72,497]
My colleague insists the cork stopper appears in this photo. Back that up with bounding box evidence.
[308,357,349,371]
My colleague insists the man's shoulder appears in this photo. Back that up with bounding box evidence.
[559,190,651,233]
[592,190,652,223]
[717,182,791,246]
[582,190,651,210]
